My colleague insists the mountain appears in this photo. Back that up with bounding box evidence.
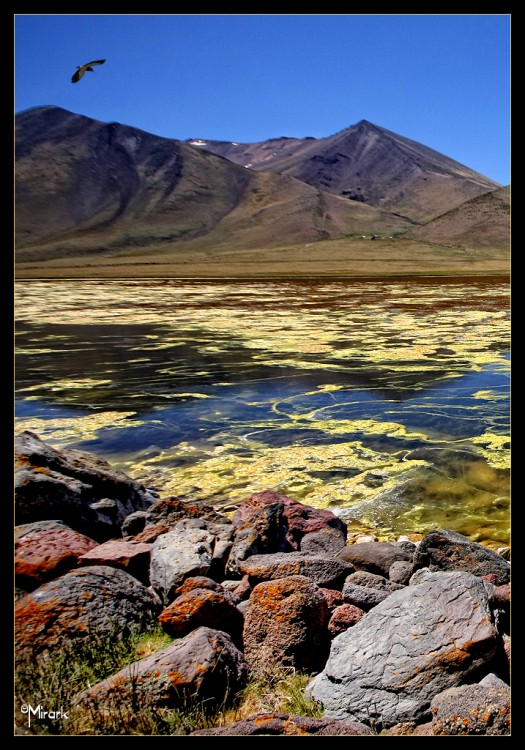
[15,106,407,264]
[405,186,510,247]
[15,107,509,278]
[188,120,500,224]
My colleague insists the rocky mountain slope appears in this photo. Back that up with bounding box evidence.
[15,107,509,276]
[189,119,500,223]
[15,106,408,263]
[405,186,510,247]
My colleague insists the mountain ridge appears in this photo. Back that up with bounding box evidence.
[188,118,500,224]
[15,106,509,278]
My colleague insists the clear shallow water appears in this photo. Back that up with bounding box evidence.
[15,278,510,545]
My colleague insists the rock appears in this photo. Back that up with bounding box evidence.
[134,496,229,543]
[492,583,510,606]
[430,680,510,735]
[320,588,344,612]
[149,519,234,604]
[76,627,249,713]
[77,539,152,584]
[328,604,366,636]
[479,672,509,689]
[336,541,412,577]
[158,588,244,647]
[345,570,405,592]
[497,546,510,561]
[121,510,148,536]
[243,575,329,673]
[353,534,379,544]
[380,722,434,735]
[342,582,390,610]
[395,539,417,555]
[232,491,346,551]
[388,560,414,585]
[236,600,250,617]
[226,502,288,575]
[191,714,373,735]
[173,576,225,597]
[15,431,155,541]
[239,552,352,589]
[15,566,160,664]
[299,527,347,555]
[413,529,510,585]
[15,520,97,591]
[308,571,498,729]
[221,576,251,603]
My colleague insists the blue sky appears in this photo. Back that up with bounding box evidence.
[15,14,510,185]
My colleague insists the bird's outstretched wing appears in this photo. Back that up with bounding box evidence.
[71,59,106,83]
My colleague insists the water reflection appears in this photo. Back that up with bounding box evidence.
[15,278,510,544]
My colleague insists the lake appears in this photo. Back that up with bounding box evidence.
[15,277,510,545]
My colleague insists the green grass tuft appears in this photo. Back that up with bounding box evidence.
[15,625,322,735]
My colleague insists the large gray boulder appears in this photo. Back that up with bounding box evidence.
[15,431,156,541]
[308,571,499,729]
[15,566,160,664]
[414,529,510,585]
[76,627,249,713]
[149,519,234,604]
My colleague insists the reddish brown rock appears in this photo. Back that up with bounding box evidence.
[243,575,329,673]
[232,491,346,551]
[173,576,224,596]
[77,539,152,584]
[328,603,366,636]
[492,584,510,606]
[158,588,244,647]
[192,713,373,735]
[320,588,344,612]
[15,520,98,591]
[76,627,249,713]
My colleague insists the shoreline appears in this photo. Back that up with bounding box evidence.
[14,272,511,282]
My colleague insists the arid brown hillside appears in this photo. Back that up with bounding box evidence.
[15,107,509,278]
[15,106,408,264]
[189,120,500,223]
[405,186,510,248]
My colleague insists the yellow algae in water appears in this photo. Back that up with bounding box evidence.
[40,378,114,392]
[473,390,507,401]
[472,432,510,469]
[128,439,428,508]
[15,411,143,445]
[298,416,429,442]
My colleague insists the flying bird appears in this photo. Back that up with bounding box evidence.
[71,59,106,83]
